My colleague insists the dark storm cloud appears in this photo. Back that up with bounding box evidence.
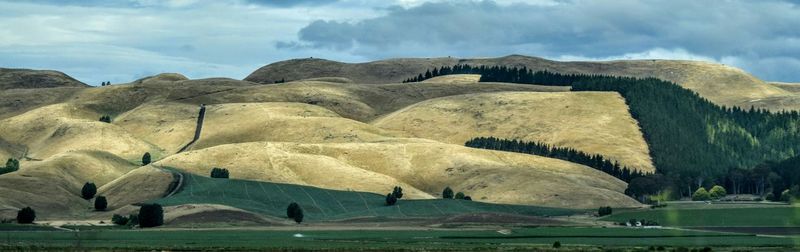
[292,0,800,81]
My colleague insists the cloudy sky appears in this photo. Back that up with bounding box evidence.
[1,0,799,85]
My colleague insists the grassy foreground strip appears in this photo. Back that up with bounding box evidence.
[153,171,578,221]
[602,206,800,227]
[0,227,794,250]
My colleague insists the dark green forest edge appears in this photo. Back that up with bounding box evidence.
[409,65,800,202]
[465,137,644,182]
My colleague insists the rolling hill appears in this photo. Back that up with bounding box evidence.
[246,55,799,111]
[155,141,640,209]
[12,55,786,221]
[0,68,88,90]
[372,91,655,172]
[0,150,139,219]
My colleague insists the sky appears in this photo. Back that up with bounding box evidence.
[1,0,799,85]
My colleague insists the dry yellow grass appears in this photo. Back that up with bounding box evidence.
[156,141,641,209]
[185,80,569,122]
[114,102,199,154]
[98,165,173,209]
[190,102,399,151]
[0,103,163,160]
[246,55,800,111]
[0,150,138,219]
[0,66,659,216]
[0,68,88,90]
[373,92,655,172]
[771,82,800,93]
[421,74,481,83]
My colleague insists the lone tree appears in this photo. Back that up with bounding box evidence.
[287,202,299,218]
[392,186,404,199]
[709,185,727,199]
[99,115,112,123]
[16,207,35,224]
[210,167,229,178]
[385,193,398,206]
[692,187,711,201]
[286,202,304,223]
[455,192,466,200]
[141,152,151,165]
[81,182,97,199]
[94,196,108,211]
[442,186,454,199]
[138,203,164,228]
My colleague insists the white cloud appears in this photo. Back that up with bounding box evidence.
[556,48,717,62]
[0,0,799,83]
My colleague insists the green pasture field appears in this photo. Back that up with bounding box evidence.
[603,203,800,227]
[153,171,580,221]
[0,227,795,250]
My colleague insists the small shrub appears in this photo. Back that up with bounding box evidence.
[385,193,397,206]
[210,167,229,178]
[111,214,129,225]
[392,186,403,199]
[463,196,472,201]
[81,182,97,199]
[142,152,151,165]
[1,158,19,175]
[138,203,164,228]
[94,196,108,211]
[16,207,35,224]
[99,115,112,123]
[692,187,710,201]
[442,187,454,199]
[8,158,19,170]
[552,241,561,248]
[598,206,613,216]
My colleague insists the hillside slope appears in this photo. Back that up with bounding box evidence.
[373,92,655,172]
[155,172,581,221]
[156,141,640,209]
[0,151,138,219]
[0,68,88,90]
[0,70,647,217]
[0,103,163,160]
[245,55,797,111]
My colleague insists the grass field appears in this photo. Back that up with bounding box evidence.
[0,227,795,250]
[153,171,580,221]
[602,203,800,227]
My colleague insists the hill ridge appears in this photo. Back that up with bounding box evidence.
[245,55,796,111]
[0,67,88,90]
